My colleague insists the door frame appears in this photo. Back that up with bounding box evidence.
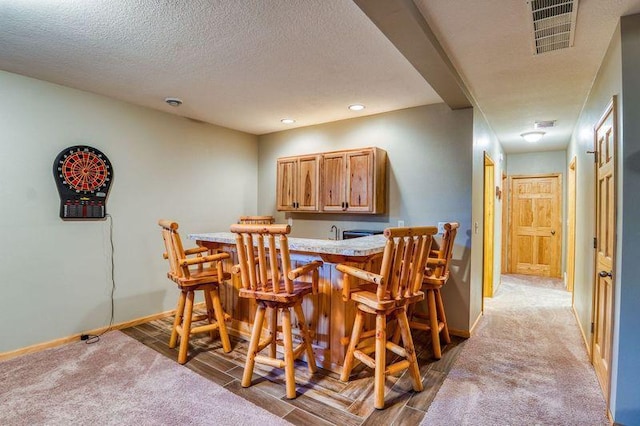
[501,171,508,273]
[483,153,495,299]
[567,157,577,293]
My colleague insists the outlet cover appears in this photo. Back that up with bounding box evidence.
[398,220,405,227]
[437,222,446,234]
[287,217,293,226]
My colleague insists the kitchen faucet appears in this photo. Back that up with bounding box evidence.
[330,225,339,240]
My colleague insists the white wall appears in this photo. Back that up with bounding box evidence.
[0,71,258,352]
[257,104,474,332]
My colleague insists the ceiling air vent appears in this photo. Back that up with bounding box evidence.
[528,0,578,55]
[535,120,556,128]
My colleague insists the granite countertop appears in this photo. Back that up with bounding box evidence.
[189,232,387,257]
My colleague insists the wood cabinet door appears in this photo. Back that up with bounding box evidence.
[296,155,319,211]
[345,150,374,213]
[276,158,297,211]
[321,153,346,212]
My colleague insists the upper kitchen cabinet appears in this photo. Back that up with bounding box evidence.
[276,155,320,212]
[321,147,387,214]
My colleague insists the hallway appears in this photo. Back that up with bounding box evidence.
[421,274,609,425]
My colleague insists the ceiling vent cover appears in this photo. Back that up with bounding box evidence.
[528,0,578,55]
[535,120,556,128]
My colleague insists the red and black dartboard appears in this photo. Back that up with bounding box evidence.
[53,145,114,219]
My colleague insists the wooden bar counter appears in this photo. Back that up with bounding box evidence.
[189,232,386,373]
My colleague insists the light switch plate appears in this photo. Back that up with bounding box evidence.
[397,220,405,227]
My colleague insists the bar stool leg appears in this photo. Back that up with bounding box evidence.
[268,307,278,359]
[427,289,442,359]
[341,309,364,382]
[178,290,195,364]
[170,291,186,349]
[282,307,296,399]
[397,308,423,392]
[211,287,231,353]
[242,304,266,388]
[435,289,451,345]
[294,304,317,374]
[374,312,387,410]
[203,289,215,340]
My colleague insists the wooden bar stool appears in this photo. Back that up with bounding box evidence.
[159,220,232,364]
[230,223,322,399]
[238,215,275,225]
[407,222,459,359]
[337,226,436,409]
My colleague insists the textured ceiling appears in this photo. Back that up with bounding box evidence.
[2,1,640,151]
[415,0,640,153]
[0,0,441,135]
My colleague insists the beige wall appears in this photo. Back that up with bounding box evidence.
[471,110,505,327]
[507,151,567,175]
[257,104,474,332]
[0,71,258,352]
[566,24,621,355]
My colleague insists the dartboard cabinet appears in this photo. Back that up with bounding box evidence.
[53,145,113,219]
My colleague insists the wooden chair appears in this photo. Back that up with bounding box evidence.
[238,215,275,225]
[337,226,437,409]
[407,222,459,359]
[230,223,323,399]
[159,219,231,364]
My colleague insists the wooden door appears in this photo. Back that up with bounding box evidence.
[276,158,297,211]
[567,158,577,292]
[345,149,373,213]
[483,154,495,298]
[592,98,616,401]
[321,153,346,212]
[509,174,562,277]
[296,155,319,211]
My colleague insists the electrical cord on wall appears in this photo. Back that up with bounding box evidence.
[83,213,116,344]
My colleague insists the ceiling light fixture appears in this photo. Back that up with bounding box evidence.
[281,118,295,124]
[165,97,183,107]
[520,131,545,143]
[348,104,365,111]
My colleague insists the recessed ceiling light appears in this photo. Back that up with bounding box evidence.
[348,104,365,111]
[520,131,546,143]
[164,97,183,107]
[281,118,295,124]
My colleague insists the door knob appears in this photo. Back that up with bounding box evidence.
[599,270,612,278]
[551,230,556,235]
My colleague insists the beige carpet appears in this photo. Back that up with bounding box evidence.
[0,331,290,425]
[421,274,609,426]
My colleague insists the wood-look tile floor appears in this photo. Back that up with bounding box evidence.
[122,313,465,426]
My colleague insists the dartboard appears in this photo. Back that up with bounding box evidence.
[56,146,111,193]
[53,145,114,219]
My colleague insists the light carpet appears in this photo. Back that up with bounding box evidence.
[0,331,290,425]
[421,274,609,426]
